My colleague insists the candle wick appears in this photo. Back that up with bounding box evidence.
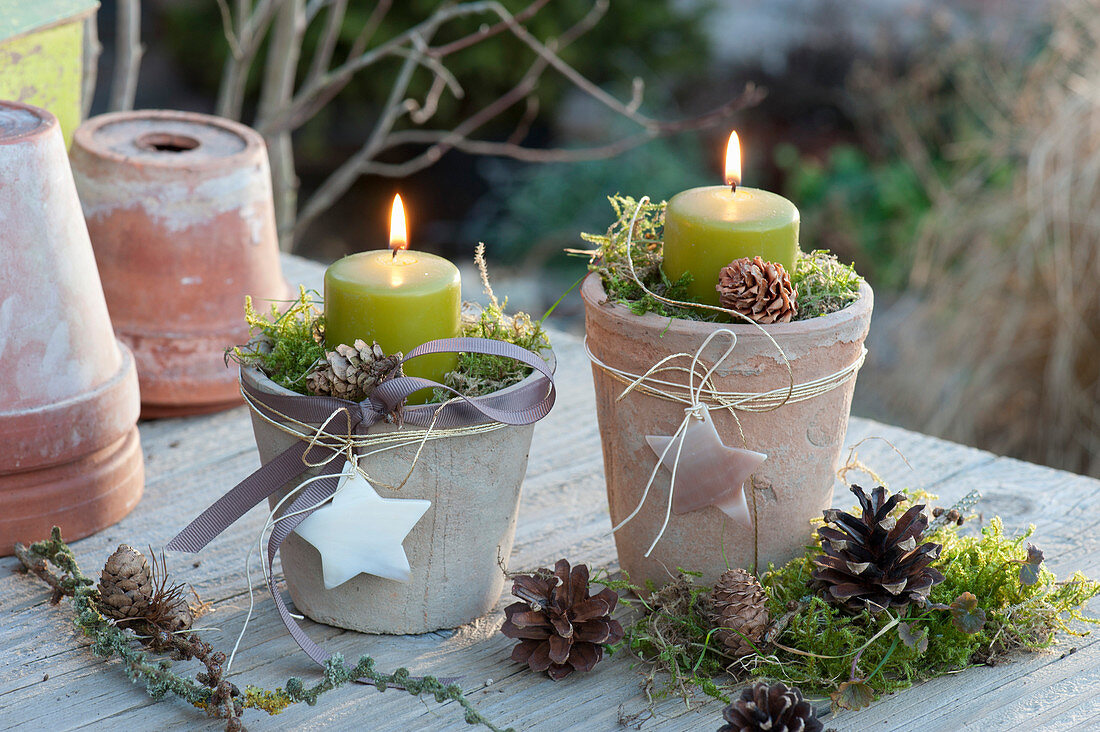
[730,183,738,194]
[392,248,397,261]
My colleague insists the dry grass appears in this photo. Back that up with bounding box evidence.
[856,3,1100,475]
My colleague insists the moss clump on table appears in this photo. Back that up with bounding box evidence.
[604,489,1100,708]
[579,195,862,321]
[231,273,549,401]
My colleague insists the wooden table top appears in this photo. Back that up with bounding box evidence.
[3,255,1098,732]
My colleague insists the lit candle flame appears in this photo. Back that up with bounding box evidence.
[725,131,741,192]
[389,193,408,257]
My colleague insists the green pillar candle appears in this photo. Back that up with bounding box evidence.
[325,250,461,404]
[662,186,799,307]
[324,196,461,404]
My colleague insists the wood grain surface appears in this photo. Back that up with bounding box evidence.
[1,255,1096,731]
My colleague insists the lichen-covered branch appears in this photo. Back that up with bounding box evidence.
[13,528,510,732]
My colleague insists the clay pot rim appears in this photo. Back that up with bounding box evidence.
[240,344,558,408]
[0,341,140,474]
[580,271,873,337]
[0,101,55,145]
[72,109,264,170]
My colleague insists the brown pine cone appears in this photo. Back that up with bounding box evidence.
[151,598,194,633]
[500,559,624,680]
[718,681,823,732]
[707,568,770,656]
[812,484,945,614]
[306,339,403,401]
[98,545,153,621]
[716,256,797,324]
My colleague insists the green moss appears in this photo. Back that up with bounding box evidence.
[610,491,1100,706]
[580,195,864,322]
[580,195,707,320]
[433,303,550,402]
[231,268,550,401]
[229,286,325,395]
[791,249,863,319]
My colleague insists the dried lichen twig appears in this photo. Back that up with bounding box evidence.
[14,528,512,732]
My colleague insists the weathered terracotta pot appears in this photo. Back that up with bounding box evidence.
[243,351,555,634]
[0,101,144,555]
[582,273,872,587]
[70,110,289,418]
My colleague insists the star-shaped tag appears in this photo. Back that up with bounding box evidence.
[293,460,431,588]
[645,409,767,525]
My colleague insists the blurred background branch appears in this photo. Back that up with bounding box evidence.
[108,0,142,111]
[97,0,750,251]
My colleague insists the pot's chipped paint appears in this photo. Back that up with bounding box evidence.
[73,166,273,239]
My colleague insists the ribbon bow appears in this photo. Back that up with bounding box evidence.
[167,337,555,676]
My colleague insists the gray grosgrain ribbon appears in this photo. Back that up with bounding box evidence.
[166,337,555,681]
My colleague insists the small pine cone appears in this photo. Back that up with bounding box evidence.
[305,365,334,397]
[155,598,194,633]
[716,256,797,324]
[718,681,823,732]
[307,340,403,402]
[707,568,770,656]
[812,484,945,614]
[500,559,624,681]
[98,545,153,620]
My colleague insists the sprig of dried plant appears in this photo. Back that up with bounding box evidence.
[13,528,510,732]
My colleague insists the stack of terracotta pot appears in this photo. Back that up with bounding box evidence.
[0,101,144,554]
[70,110,289,418]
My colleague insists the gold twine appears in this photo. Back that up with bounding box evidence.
[240,385,507,492]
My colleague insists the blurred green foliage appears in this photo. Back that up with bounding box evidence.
[467,133,710,266]
[775,142,930,290]
[159,0,713,147]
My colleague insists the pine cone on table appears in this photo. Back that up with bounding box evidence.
[500,559,624,680]
[812,484,945,614]
[716,256,797,324]
[718,681,823,732]
[706,568,770,656]
[98,545,153,621]
[306,339,403,401]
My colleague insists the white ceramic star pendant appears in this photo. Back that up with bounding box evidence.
[293,460,431,588]
[646,408,767,526]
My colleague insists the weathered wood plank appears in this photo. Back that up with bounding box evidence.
[2,255,1098,731]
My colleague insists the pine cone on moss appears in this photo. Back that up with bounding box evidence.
[718,681,823,732]
[707,568,770,656]
[307,340,403,401]
[812,484,945,614]
[98,545,153,621]
[500,559,624,680]
[716,256,797,324]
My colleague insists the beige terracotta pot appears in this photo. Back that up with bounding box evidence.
[70,110,289,418]
[242,351,555,634]
[0,101,144,556]
[581,273,872,587]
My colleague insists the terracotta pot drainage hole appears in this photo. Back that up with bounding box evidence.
[136,132,201,153]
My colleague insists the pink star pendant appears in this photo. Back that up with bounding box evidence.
[645,408,767,526]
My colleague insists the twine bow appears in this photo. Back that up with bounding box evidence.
[166,336,555,680]
[610,328,752,555]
